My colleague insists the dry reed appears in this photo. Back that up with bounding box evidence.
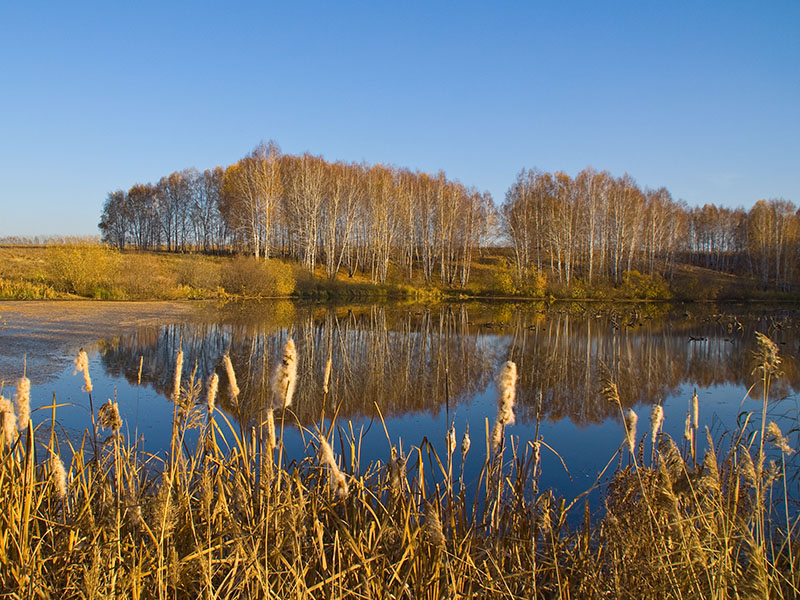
[1,332,797,599]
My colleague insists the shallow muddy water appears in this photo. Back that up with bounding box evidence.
[1,300,799,509]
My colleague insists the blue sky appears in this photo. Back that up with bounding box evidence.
[0,1,797,236]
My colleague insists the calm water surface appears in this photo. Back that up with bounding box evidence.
[4,301,800,510]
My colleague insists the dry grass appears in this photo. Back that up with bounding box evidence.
[0,334,798,599]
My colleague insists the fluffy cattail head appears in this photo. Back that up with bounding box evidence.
[767,421,794,455]
[461,426,471,458]
[265,408,276,449]
[424,501,446,550]
[322,356,332,395]
[15,376,31,432]
[74,349,92,393]
[496,361,517,426]
[223,355,239,400]
[624,408,638,454]
[271,338,298,409]
[0,396,18,448]
[490,420,504,455]
[98,400,122,432]
[684,412,692,441]
[319,435,348,499]
[387,448,406,495]
[650,404,663,445]
[206,372,219,414]
[137,356,143,386]
[691,390,699,430]
[172,349,184,404]
[50,453,68,500]
[446,424,456,456]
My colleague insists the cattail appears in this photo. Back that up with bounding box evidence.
[98,400,122,432]
[446,424,456,456]
[266,408,276,448]
[388,448,405,495]
[137,355,143,386]
[692,390,699,430]
[461,426,471,459]
[319,435,348,499]
[496,361,517,426]
[73,349,92,394]
[424,501,446,550]
[14,376,31,431]
[767,421,794,455]
[50,453,68,500]
[206,372,219,414]
[650,404,663,445]
[684,412,692,441]
[490,421,504,455]
[322,356,332,395]
[624,408,638,454]
[491,361,517,454]
[271,338,297,409]
[0,396,18,447]
[223,354,239,400]
[172,348,183,403]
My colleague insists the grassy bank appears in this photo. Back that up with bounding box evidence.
[0,333,797,598]
[0,244,797,303]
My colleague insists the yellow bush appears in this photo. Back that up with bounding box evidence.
[45,244,120,297]
[221,256,296,297]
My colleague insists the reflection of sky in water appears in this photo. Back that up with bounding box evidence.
[9,305,800,519]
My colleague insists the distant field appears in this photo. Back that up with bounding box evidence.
[0,244,796,303]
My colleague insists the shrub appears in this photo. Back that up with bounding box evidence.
[619,271,672,300]
[116,253,179,299]
[173,255,221,291]
[45,244,120,297]
[221,256,296,297]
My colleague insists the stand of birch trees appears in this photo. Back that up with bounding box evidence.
[99,143,799,290]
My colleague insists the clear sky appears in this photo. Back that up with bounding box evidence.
[0,1,797,237]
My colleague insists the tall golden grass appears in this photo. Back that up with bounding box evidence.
[0,333,797,598]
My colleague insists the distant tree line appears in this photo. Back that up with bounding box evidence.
[100,141,492,286]
[99,142,800,290]
[503,169,799,290]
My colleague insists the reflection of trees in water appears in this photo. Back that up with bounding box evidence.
[100,304,498,426]
[508,309,800,425]
[99,304,800,428]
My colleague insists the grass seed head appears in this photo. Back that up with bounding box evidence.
[767,421,793,455]
[752,331,782,377]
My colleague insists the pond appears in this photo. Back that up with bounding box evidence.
[1,300,799,513]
